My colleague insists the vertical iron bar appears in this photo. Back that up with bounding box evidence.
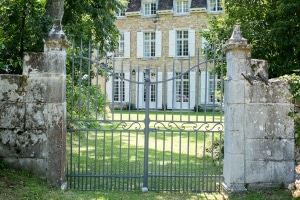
[142,67,151,191]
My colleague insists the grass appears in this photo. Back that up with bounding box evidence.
[0,165,293,200]
[67,111,224,191]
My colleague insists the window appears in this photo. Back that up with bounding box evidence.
[144,32,156,57]
[115,33,124,57]
[209,73,220,103]
[175,0,189,14]
[175,72,189,102]
[114,32,130,58]
[144,3,156,16]
[200,71,220,104]
[209,0,222,12]
[176,30,189,56]
[169,29,195,57]
[116,9,126,17]
[113,73,125,101]
[137,31,162,58]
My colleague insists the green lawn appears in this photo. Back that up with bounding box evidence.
[0,165,293,200]
[67,111,224,192]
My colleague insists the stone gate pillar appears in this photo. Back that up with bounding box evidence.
[222,25,294,194]
[222,25,252,192]
[43,37,68,187]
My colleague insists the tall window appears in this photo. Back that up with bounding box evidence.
[144,32,156,57]
[176,30,189,56]
[209,0,222,12]
[115,33,124,57]
[114,73,125,101]
[175,72,189,102]
[144,3,156,16]
[209,73,220,103]
[144,85,156,102]
[176,0,189,14]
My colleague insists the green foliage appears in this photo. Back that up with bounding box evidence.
[193,104,203,112]
[204,0,300,78]
[282,74,300,146]
[67,74,107,129]
[0,0,51,74]
[0,0,126,73]
[206,136,224,159]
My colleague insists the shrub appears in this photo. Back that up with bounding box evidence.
[194,105,202,112]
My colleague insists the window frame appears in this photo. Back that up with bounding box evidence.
[115,33,125,57]
[144,2,157,16]
[208,0,223,13]
[113,73,125,102]
[144,32,156,58]
[175,0,190,14]
[176,30,189,57]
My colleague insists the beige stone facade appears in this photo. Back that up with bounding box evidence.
[105,0,223,110]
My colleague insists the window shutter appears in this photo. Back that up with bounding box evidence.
[201,29,209,50]
[124,72,130,102]
[169,30,176,57]
[137,32,143,58]
[189,72,196,109]
[155,31,162,57]
[200,70,209,104]
[167,72,174,109]
[157,72,163,109]
[124,32,131,58]
[188,29,195,57]
[106,76,113,102]
[136,72,145,109]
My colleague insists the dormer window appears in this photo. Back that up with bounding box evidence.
[116,9,126,17]
[209,0,223,12]
[175,0,189,14]
[144,2,156,16]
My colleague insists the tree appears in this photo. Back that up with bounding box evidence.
[0,0,126,73]
[203,0,300,78]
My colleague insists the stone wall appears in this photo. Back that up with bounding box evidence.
[222,26,294,193]
[0,49,66,187]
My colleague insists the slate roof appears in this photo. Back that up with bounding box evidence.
[126,0,141,12]
[157,0,173,10]
[191,0,207,8]
[126,0,206,12]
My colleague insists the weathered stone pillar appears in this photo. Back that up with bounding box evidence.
[222,25,252,193]
[222,25,294,194]
[43,40,68,187]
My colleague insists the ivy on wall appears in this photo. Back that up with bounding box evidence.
[283,74,300,146]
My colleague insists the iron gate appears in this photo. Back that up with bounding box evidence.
[66,44,225,192]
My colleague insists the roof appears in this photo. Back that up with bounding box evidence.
[126,0,141,12]
[157,0,173,10]
[191,0,207,8]
[126,0,206,13]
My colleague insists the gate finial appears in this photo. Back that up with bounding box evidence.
[228,25,248,45]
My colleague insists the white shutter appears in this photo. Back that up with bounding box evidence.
[200,70,209,104]
[188,29,195,57]
[136,72,144,109]
[201,29,209,50]
[169,30,176,57]
[189,72,196,109]
[106,76,113,102]
[124,32,131,58]
[106,51,114,57]
[157,72,163,109]
[167,72,174,109]
[137,32,143,58]
[155,31,162,57]
[124,72,130,102]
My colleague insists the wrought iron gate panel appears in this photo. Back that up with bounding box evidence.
[66,44,225,192]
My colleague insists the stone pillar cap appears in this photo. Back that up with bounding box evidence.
[227,25,248,45]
